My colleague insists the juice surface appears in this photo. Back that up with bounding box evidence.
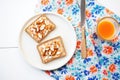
[97,20,115,40]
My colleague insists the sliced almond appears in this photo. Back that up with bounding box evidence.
[45,20,50,25]
[30,27,36,32]
[41,16,46,20]
[30,27,37,35]
[49,56,52,59]
[45,47,50,51]
[56,51,61,55]
[36,27,40,32]
[56,43,60,48]
[48,50,52,55]
[44,56,49,60]
[41,46,46,53]
[40,24,45,30]
[38,18,43,22]
[38,33,42,39]
[50,45,54,51]
[31,34,34,37]
[44,30,48,36]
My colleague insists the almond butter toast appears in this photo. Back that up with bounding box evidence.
[25,14,56,43]
[37,36,66,63]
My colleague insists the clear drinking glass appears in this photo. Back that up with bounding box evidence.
[96,17,119,41]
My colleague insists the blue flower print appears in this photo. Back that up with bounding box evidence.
[94,46,102,57]
[57,65,68,74]
[112,73,120,80]
[74,72,82,80]
[88,76,98,80]
[84,70,90,76]
[92,33,98,39]
[92,5,104,15]
[72,5,79,15]
[95,63,101,69]
[88,1,95,7]
[86,19,93,28]
[50,71,60,80]
[99,57,109,65]
[101,40,105,44]
[113,14,120,22]
[114,56,120,65]
[43,5,52,12]
[112,42,120,51]
[60,69,67,74]
[83,58,91,64]
[51,74,60,80]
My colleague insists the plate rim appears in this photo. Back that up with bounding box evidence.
[18,12,77,70]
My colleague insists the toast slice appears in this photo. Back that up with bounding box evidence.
[25,14,56,43]
[37,36,66,64]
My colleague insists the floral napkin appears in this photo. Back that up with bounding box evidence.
[35,0,120,80]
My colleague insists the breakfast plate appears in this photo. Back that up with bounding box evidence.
[19,12,77,70]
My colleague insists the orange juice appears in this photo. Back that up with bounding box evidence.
[97,20,115,40]
[97,17,119,41]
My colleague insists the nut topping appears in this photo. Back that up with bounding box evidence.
[44,30,48,36]
[38,33,42,39]
[49,56,52,59]
[42,47,45,53]
[56,51,61,55]
[41,41,61,58]
[45,20,50,25]
[45,46,50,51]
[40,24,45,30]
[30,27,36,32]
[36,27,40,32]
[38,18,43,22]
[50,45,54,51]
[48,51,52,55]
[44,56,49,60]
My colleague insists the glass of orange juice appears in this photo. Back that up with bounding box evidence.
[96,17,119,41]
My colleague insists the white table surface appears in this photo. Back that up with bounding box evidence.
[0,0,120,80]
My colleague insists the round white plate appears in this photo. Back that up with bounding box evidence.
[19,12,77,70]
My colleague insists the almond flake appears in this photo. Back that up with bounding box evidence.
[42,47,45,53]
[40,24,45,30]
[50,45,54,51]
[38,33,42,39]
[39,18,43,22]
[48,51,52,55]
[45,47,49,50]
[30,27,36,32]
[49,56,52,59]
[45,20,50,25]
[45,56,49,60]
[36,27,39,32]
[56,44,60,48]
[44,30,48,36]
[56,51,61,55]
[31,34,34,37]
[30,28,36,35]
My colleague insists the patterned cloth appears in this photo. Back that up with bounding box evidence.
[35,0,120,80]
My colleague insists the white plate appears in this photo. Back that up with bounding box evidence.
[19,12,77,70]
